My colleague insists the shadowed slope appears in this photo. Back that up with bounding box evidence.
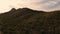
[0,8,60,34]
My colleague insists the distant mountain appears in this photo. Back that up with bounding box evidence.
[0,8,60,34]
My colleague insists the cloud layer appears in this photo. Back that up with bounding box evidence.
[0,0,60,13]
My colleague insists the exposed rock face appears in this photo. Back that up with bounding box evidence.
[0,8,60,34]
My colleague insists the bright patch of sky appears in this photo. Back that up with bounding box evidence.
[0,0,60,13]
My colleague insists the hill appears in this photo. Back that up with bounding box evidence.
[0,8,60,34]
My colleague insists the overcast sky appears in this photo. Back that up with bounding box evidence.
[0,0,60,13]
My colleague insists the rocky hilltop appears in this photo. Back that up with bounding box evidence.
[0,8,60,34]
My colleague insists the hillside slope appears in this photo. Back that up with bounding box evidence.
[0,8,60,34]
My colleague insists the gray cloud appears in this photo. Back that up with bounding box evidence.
[38,0,59,11]
[48,2,60,9]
